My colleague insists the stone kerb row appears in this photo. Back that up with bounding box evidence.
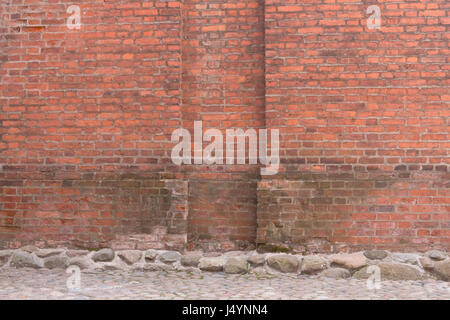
[0,247,449,282]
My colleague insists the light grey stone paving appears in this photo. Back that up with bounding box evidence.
[0,267,448,300]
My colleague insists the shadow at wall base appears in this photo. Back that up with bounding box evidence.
[0,168,448,253]
[256,168,449,253]
[0,172,189,251]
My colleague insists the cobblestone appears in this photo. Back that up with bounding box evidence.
[0,268,448,300]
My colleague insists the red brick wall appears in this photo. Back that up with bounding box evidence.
[260,0,449,252]
[0,0,448,252]
[181,0,264,251]
[0,0,185,248]
[1,0,182,172]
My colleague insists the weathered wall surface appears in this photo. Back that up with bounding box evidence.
[0,0,185,248]
[0,0,448,252]
[260,0,449,252]
[181,0,264,251]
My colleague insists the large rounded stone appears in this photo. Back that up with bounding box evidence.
[10,251,42,269]
[433,259,450,281]
[143,263,174,272]
[44,255,68,269]
[118,250,142,265]
[391,253,419,265]
[68,256,95,270]
[36,249,65,258]
[92,248,115,262]
[427,250,447,261]
[364,250,388,260]
[320,268,351,279]
[224,257,248,274]
[0,256,9,267]
[329,253,367,270]
[144,249,158,262]
[267,255,299,273]
[354,262,424,281]
[159,251,181,264]
[198,257,225,272]
[247,254,266,266]
[0,250,12,267]
[301,256,327,274]
[66,250,89,257]
[20,245,39,253]
[181,254,202,267]
[98,261,126,271]
[0,250,13,256]
[419,257,434,270]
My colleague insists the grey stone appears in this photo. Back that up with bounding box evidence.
[0,250,12,267]
[224,257,248,274]
[419,257,434,270]
[99,263,123,271]
[10,251,42,268]
[36,249,65,258]
[92,248,115,262]
[143,263,174,272]
[68,256,95,270]
[44,255,68,269]
[20,245,39,253]
[364,250,388,260]
[427,250,447,261]
[118,250,142,265]
[159,251,181,264]
[354,262,424,281]
[180,254,202,267]
[247,254,266,266]
[301,256,327,274]
[391,253,419,265]
[66,250,89,257]
[329,253,367,269]
[144,249,158,262]
[320,268,351,279]
[198,257,225,272]
[352,267,371,280]
[267,255,299,273]
[0,256,9,267]
[433,259,450,281]
[0,250,13,257]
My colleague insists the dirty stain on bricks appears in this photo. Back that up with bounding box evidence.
[257,169,448,253]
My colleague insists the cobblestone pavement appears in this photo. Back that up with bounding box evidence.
[0,267,448,300]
